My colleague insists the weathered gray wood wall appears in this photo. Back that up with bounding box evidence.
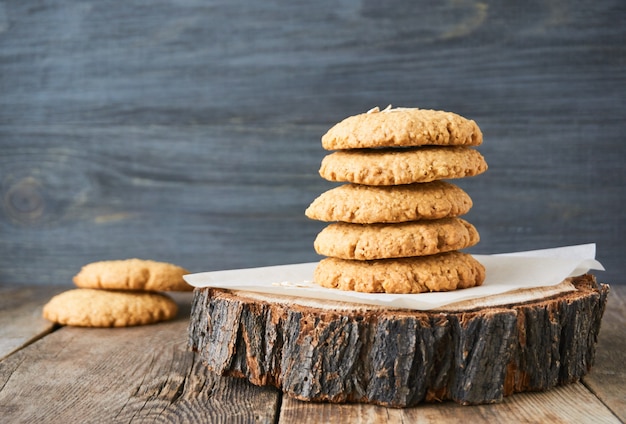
[1,1,624,286]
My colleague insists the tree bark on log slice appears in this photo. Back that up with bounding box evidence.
[188,274,609,408]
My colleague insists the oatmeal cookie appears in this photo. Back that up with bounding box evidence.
[319,146,487,185]
[42,288,178,327]
[321,106,482,150]
[314,252,485,294]
[73,259,192,292]
[305,181,473,223]
[314,218,480,260]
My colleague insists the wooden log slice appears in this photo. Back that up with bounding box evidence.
[188,274,609,407]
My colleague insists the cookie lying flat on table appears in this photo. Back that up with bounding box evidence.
[314,218,480,260]
[321,106,482,150]
[73,259,192,292]
[314,252,485,294]
[305,181,472,224]
[42,288,178,327]
[319,146,487,185]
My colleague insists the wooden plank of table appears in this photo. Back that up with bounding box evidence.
[0,292,281,423]
[583,284,626,422]
[279,382,621,424]
[0,284,67,360]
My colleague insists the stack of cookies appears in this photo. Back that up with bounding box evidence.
[305,106,487,294]
[43,259,192,327]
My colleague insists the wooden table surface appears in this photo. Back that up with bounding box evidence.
[1,281,624,424]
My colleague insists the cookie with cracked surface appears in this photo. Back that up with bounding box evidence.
[321,106,482,150]
[314,218,480,260]
[319,146,487,185]
[42,288,178,327]
[73,259,192,292]
[305,181,473,224]
[314,252,485,294]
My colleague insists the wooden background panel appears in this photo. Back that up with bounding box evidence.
[0,0,624,286]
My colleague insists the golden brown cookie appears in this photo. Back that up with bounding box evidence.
[319,146,487,185]
[314,252,485,294]
[305,181,472,224]
[73,259,192,292]
[314,218,480,260]
[42,288,178,327]
[321,106,482,150]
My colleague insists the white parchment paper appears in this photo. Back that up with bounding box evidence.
[184,244,604,310]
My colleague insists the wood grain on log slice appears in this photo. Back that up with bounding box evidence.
[188,274,609,408]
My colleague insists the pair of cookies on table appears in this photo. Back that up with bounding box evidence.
[306,106,487,294]
[43,259,192,327]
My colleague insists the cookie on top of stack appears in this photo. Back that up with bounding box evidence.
[305,106,487,294]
